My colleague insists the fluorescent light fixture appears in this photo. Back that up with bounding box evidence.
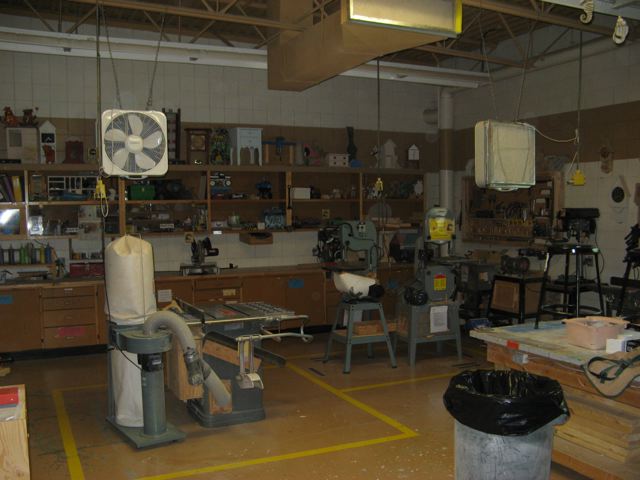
[0,27,487,89]
[346,0,462,37]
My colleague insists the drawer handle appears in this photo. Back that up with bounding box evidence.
[65,316,73,321]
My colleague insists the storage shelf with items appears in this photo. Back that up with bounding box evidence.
[1,164,428,241]
[289,170,360,230]
[124,168,209,235]
[461,173,563,244]
[210,169,286,230]
[361,171,425,229]
[25,168,115,238]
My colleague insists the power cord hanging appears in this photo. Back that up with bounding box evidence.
[478,13,499,121]
[146,13,166,110]
[100,4,123,110]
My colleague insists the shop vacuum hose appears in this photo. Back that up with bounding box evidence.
[143,311,231,407]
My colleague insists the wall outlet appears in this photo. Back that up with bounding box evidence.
[322,209,330,219]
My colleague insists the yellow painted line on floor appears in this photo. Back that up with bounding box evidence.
[286,363,417,437]
[54,362,419,480]
[52,389,85,480]
[137,362,417,480]
[340,371,458,393]
[136,432,413,480]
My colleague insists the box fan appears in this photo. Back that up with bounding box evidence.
[101,110,168,177]
[475,120,535,191]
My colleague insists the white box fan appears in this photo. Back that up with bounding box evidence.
[475,120,535,191]
[101,110,168,177]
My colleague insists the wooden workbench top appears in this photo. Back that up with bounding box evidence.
[0,262,413,289]
[470,321,599,366]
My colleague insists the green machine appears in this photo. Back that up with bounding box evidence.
[396,207,463,366]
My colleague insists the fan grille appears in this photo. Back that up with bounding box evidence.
[104,112,166,173]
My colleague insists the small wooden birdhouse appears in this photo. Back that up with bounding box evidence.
[408,144,420,169]
[39,120,56,164]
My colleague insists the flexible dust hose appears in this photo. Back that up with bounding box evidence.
[143,311,231,407]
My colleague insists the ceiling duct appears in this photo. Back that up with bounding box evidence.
[268,0,462,91]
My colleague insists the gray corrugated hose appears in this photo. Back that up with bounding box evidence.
[143,311,231,407]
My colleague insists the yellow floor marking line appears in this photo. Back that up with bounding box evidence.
[340,371,458,393]
[54,364,418,480]
[136,433,413,480]
[52,389,86,480]
[136,363,417,480]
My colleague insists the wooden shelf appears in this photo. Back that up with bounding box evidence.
[211,199,285,204]
[292,199,358,203]
[28,200,117,206]
[0,163,427,176]
[363,198,423,202]
[126,199,207,205]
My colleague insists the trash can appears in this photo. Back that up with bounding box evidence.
[443,370,569,480]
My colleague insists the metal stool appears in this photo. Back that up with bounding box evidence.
[536,243,604,328]
[323,299,397,374]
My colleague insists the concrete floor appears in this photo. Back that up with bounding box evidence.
[5,335,587,480]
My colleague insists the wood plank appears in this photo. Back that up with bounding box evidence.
[553,437,631,480]
[487,343,640,408]
[0,384,29,479]
[556,427,639,462]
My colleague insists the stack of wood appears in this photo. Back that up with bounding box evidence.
[353,320,397,336]
[556,385,640,464]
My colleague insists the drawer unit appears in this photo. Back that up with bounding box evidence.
[43,308,96,327]
[44,325,97,349]
[42,295,95,311]
[194,278,242,304]
[41,286,95,298]
[41,285,98,349]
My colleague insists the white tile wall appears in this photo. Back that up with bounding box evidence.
[453,39,640,130]
[0,48,437,132]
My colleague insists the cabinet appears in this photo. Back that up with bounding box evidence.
[0,288,41,352]
[283,272,325,327]
[461,173,563,244]
[41,285,98,349]
[193,277,242,304]
[242,275,286,306]
[155,279,193,307]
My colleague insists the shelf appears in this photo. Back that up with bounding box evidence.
[126,200,207,205]
[1,164,426,176]
[293,199,358,203]
[364,198,423,202]
[211,199,285,204]
[28,200,118,206]
[0,163,102,173]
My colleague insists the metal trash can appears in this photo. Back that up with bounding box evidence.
[443,370,569,480]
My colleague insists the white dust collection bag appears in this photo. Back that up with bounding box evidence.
[105,235,157,427]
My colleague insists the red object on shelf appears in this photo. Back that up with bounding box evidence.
[0,386,19,407]
[506,339,520,350]
[69,262,105,277]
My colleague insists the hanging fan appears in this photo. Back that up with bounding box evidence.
[101,110,168,177]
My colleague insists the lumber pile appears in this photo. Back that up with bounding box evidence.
[555,385,640,464]
[353,320,397,336]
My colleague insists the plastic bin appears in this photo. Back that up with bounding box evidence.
[444,370,569,480]
[565,316,628,350]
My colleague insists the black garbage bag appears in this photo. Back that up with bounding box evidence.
[443,370,569,436]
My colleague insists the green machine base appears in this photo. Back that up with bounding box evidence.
[106,416,185,449]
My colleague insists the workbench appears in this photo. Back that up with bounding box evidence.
[471,322,640,480]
